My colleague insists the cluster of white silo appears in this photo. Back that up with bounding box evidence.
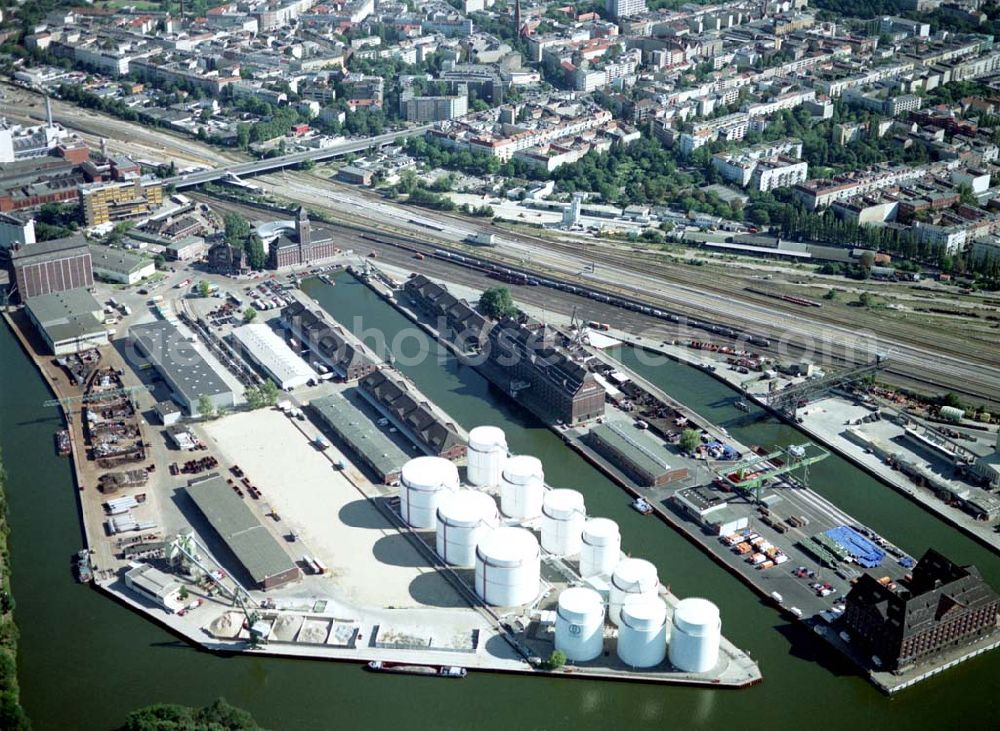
[668,598,722,673]
[618,595,668,667]
[474,526,541,606]
[435,490,500,566]
[554,587,605,662]
[396,427,724,675]
[609,558,660,627]
[550,556,723,671]
[541,489,586,556]
[466,426,507,488]
[399,456,459,529]
[499,455,545,520]
[579,518,621,578]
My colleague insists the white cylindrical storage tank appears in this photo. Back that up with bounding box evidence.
[435,490,499,567]
[467,425,507,488]
[399,456,459,529]
[499,455,545,520]
[580,518,621,578]
[541,489,586,556]
[617,595,667,668]
[609,558,659,626]
[554,587,606,662]
[474,527,540,607]
[669,598,722,674]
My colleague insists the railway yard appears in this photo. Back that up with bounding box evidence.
[0,81,245,169]
[196,190,1000,408]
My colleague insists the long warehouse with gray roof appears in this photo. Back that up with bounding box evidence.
[185,474,301,590]
[586,421,689,487]
[24,287,109,355]
[230,323,314,390]
[311,392,409,484]
[130,320,237,416]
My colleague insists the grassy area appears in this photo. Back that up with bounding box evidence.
[0,450,29,730]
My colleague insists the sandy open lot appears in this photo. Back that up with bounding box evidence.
[200,408,463,610]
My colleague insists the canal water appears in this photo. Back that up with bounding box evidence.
[0,273,996,729]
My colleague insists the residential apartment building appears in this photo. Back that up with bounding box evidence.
[79,178,164,226]
[430,109,614,161]
[573,49,642,92]
[793,165,932,210]
[751,157,809,192]
[401,91,468,122]
[606,0,647,18]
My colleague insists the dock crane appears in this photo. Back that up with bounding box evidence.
[43,385,154,409]
[713,443,830,504]
[168,531,266,647]
[766,356,887,416]
[568,305,587,348]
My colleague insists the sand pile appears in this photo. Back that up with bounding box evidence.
[298,619,331,644]
[207,611,243,639]
[272,614,304,642]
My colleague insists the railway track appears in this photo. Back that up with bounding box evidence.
[352,234,995,404]
[495,227,999,367]
[194,193,998,406]
[234,169,998,365]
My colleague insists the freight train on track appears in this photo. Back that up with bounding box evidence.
[359,232,772,346]
[429,248,773,347]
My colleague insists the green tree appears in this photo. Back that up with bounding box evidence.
[246,234,267,270]
[243,307,258,323]
[245,382,279,409]
[478,287,517,319]
[822,289,837,300]
[260,381,279,406]
[224,212,251,248]
[120,697,262,731]
[547,649,567,669]
[197,394,217,419]
[197,280,212,298]
[244,386,266,410]
[941,392,964,409]
[859,251,875,279]
[956,182,977,206]
[680,429,702,453]
[153,254,167,270]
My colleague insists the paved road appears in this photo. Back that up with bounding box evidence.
[164,126,431,189]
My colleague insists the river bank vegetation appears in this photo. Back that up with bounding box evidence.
[0,449,29,729]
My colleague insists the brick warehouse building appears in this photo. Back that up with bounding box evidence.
[842,548,1000,671]
[485,318,605,426]
[272,207,339,269]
